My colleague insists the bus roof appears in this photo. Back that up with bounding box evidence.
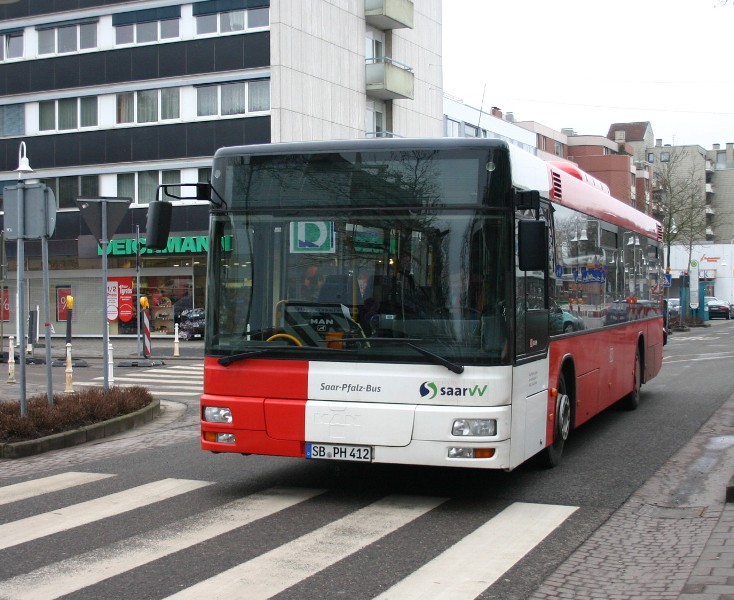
[547,161,661,241]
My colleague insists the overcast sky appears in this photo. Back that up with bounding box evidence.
[441,0,734,148]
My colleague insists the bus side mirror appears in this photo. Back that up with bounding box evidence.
[145,200,172,251]
[518,219,547,272]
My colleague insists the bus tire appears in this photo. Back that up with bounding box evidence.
[542,373,571,468]
[620,349,642,410]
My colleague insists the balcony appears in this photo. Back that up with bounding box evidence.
[366,57,414,100]
[706,183,714,194]
[365,0,414,29]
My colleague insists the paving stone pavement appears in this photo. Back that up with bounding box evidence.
[2,335,734,598]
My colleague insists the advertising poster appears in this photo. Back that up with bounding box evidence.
[106,277,134,322]
[56,286,72,322]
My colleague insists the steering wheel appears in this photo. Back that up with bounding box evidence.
[265,333,303,346]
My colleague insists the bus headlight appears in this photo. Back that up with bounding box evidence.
[452,418,496,437]
[203,406,233,423]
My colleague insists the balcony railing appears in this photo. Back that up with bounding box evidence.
[365,0,414,29]
[365,57,414,100]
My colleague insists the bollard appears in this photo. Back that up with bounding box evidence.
[142,309,151,358]
[108,339,114,385]
[64,342,74,393]
[174,323,180,357]
[7,335,15,384]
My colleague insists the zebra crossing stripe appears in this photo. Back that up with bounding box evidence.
[0,478,211,551]
[0,487,323,600]
[0,472,114,506]
[164,494,447,600]
[373,502,578,600]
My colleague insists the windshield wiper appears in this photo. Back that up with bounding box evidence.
[341,337,464,374]
[218,346,300,366]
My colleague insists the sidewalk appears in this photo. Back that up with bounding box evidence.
[533,388,734,599]
[10,335,204,362]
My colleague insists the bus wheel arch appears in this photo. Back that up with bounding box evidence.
[541,359,575,468]
[620,337,644,410]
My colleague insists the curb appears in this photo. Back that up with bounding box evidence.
[0,398,161,459]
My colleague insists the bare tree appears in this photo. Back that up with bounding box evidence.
[655,147,707,267]
[654,146,708,322]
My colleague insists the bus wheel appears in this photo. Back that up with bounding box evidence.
[542,374,571,468]
[620,349,641,410]
[265,333,303,346]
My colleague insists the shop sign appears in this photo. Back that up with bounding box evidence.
[95,235,233,256]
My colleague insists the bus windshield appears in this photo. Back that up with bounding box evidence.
[205,147,514,367]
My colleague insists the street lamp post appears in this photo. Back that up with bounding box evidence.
[14,142,34,415]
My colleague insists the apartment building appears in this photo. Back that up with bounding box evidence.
[0,0,443,337]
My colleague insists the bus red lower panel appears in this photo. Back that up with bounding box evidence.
[201,358,309,456]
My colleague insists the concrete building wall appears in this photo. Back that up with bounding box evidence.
[270,0,367,142]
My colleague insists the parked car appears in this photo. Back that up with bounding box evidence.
[550,301,584,334]
[179,308,205,340]
[705,296,731,320]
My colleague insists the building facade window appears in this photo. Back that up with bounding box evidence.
[195,7,269,35]
[647,152,655,163]
[42,175,99,209]
[445,118,460,137]
[2,31,23,60]
[464,124,479,137]
[117,170,185,204]
[39,97,98,131]
[116,89,180,124]
[0,104,24,136]
[196,80,269,117]
[661,152,670,162]
[37,22,97,55]
[115,18,180,45]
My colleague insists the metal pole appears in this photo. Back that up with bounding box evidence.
[102,201,109,390]
[136,225,142,357]
[16,180,26,416]
[0,231,5,361]
[42,229,53,404]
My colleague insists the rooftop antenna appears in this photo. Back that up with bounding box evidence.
[477,84,487,130]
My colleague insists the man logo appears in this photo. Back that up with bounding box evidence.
[420,381,438,399]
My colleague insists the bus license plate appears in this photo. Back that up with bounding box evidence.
[306,443,373,462]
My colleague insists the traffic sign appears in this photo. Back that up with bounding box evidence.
[76,197,132,242]
[4,183,57,240]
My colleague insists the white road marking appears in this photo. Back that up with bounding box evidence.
[0,487,323,600]
[373,502,578,600]
[0,478,211,551]
[164,495,447,600]
[0,472,114,506]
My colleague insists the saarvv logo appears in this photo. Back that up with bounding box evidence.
[419,381,489,399]
[420,381,438,399]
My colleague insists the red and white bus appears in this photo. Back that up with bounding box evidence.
[148,138,665,469]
